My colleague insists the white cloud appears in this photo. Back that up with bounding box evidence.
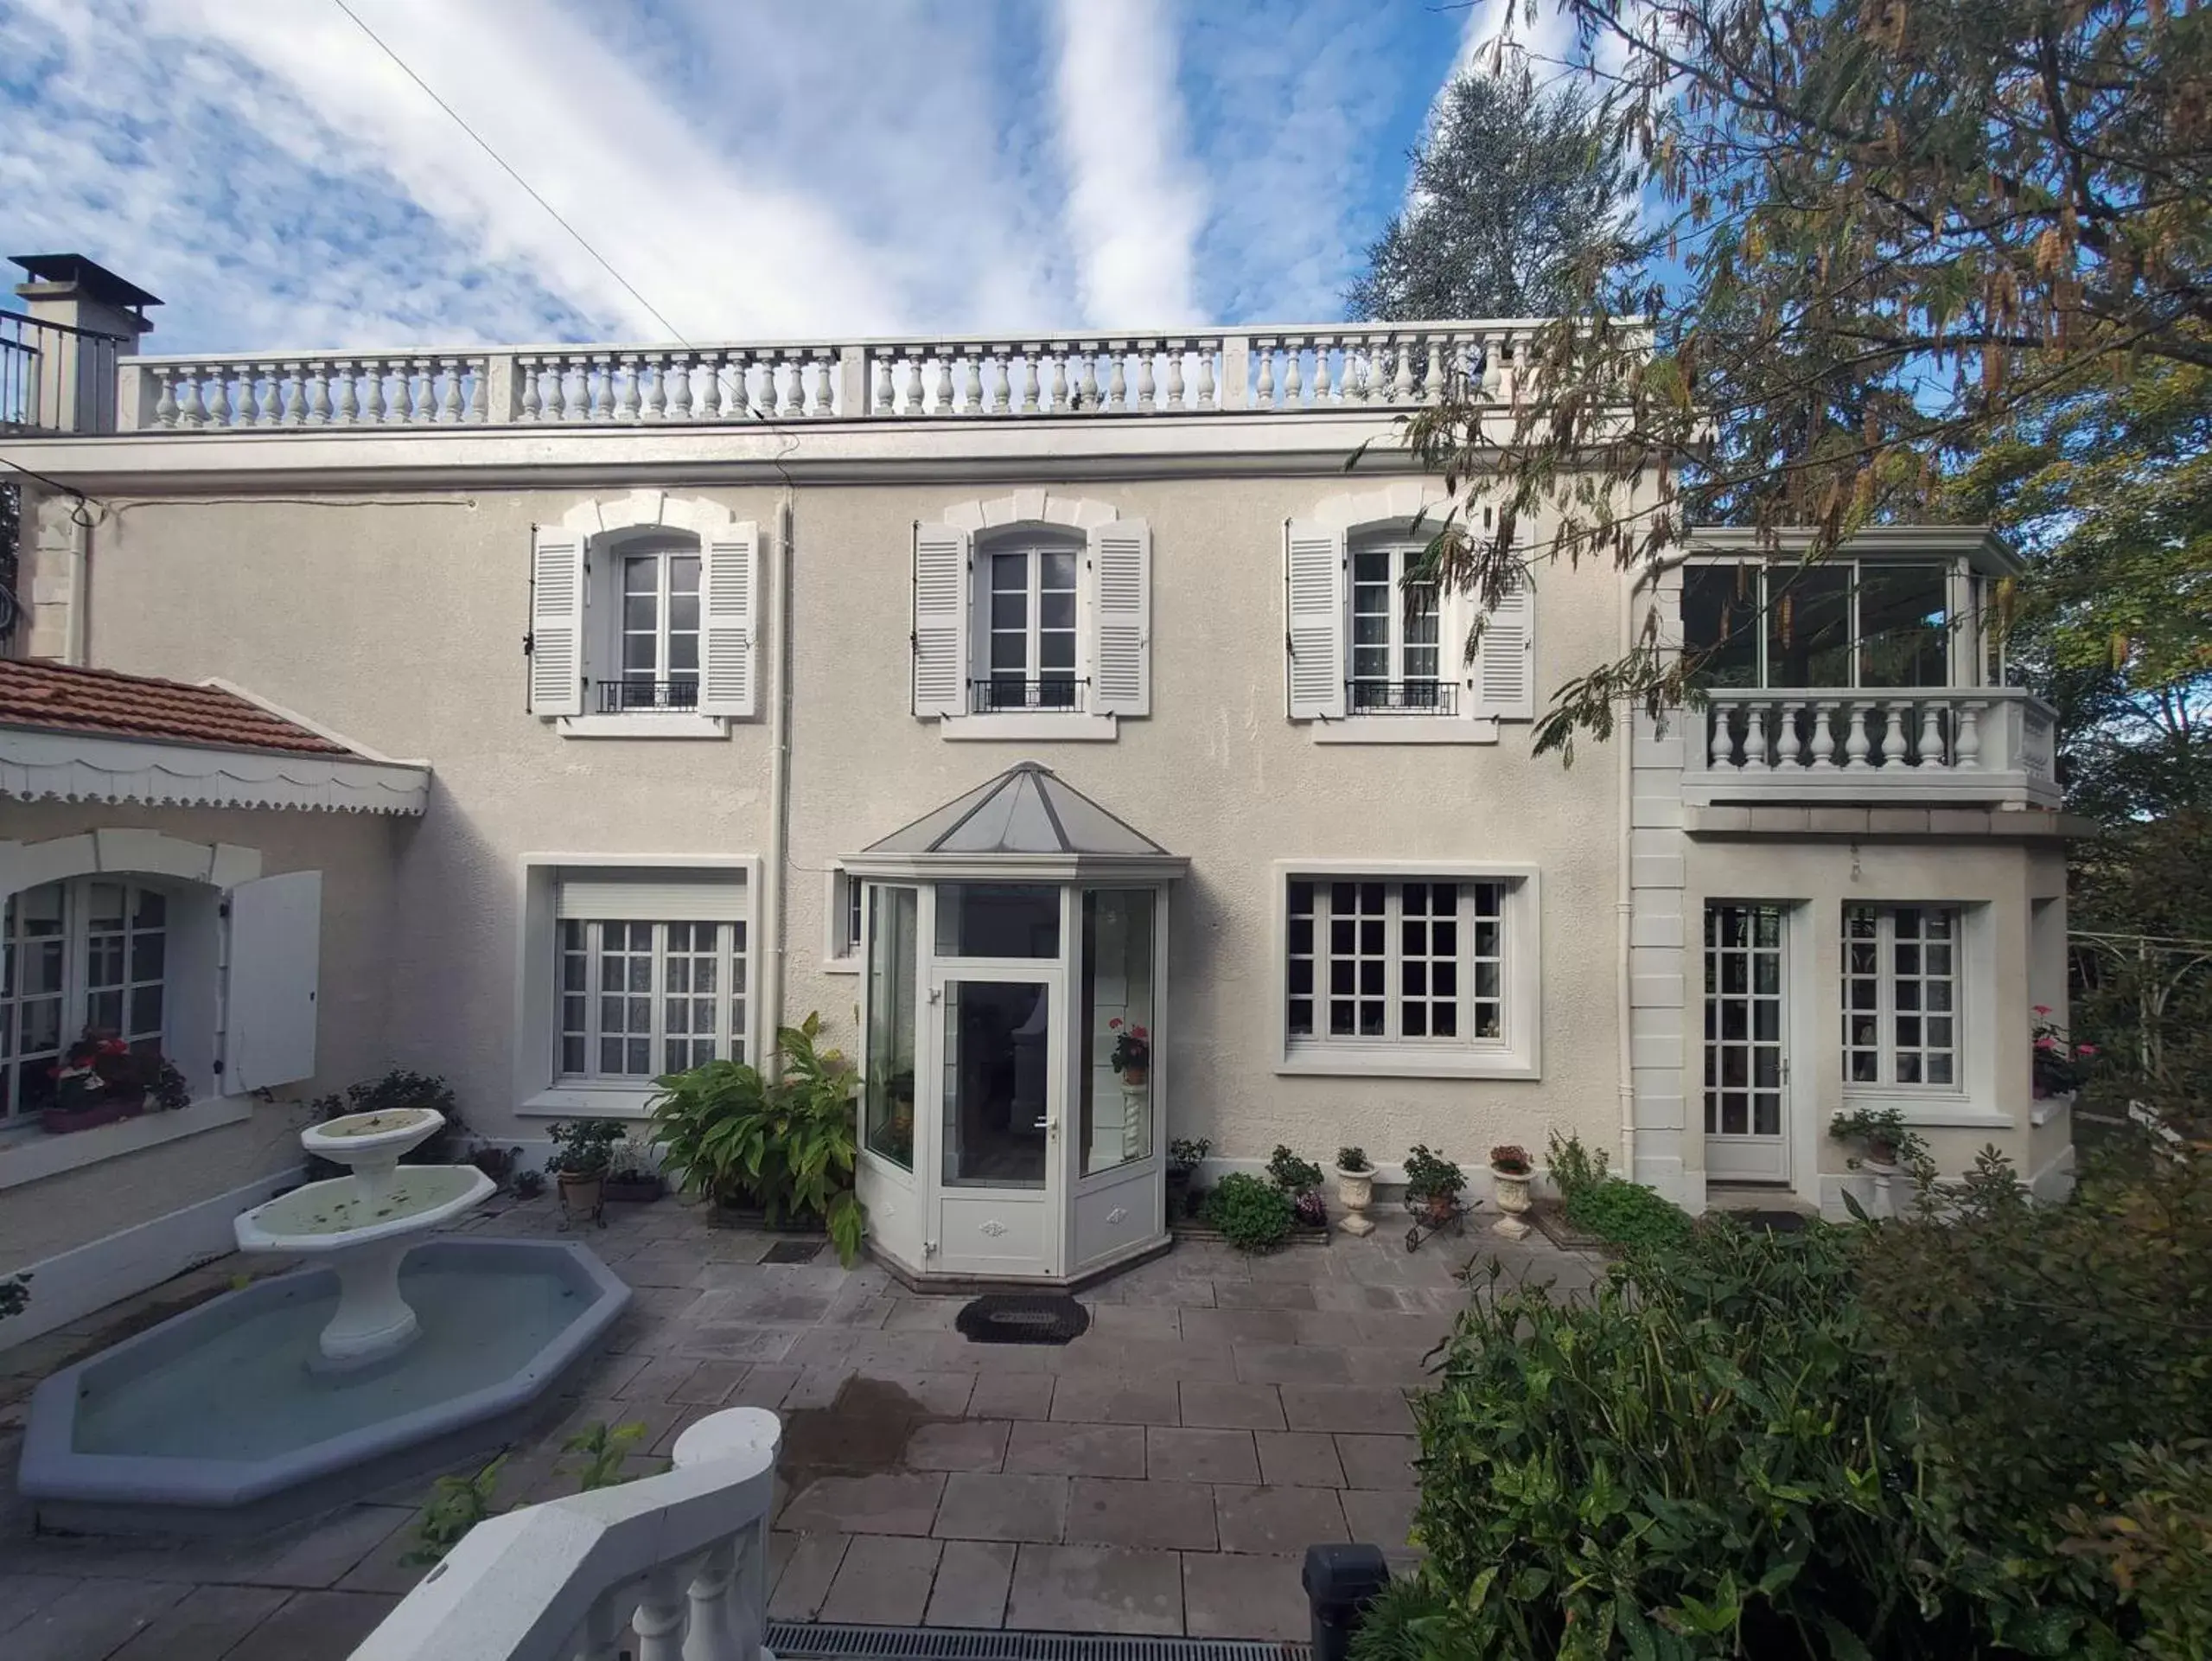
[1050,0,1207,328]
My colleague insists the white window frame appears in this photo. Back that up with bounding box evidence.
[975,537,1085,713]
[1346,540,1445,713]
[2,877,175,1121]
[608,535,703,712]
[1272,860,1540,1078]
[1680,556,1979,690]
[555,917,747,1084]
[1841,903,1963,1093]
[823,864,862,974]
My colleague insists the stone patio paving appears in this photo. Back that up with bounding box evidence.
[0,1194,1603,1658]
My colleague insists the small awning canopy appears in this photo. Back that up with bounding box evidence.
[842,762,1187,883]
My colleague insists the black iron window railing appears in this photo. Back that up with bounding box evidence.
[600,678,700,712]
[971,677,1087,714]
[1348,679,1455,714]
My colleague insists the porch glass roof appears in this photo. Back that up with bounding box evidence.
[862,762,1170,859]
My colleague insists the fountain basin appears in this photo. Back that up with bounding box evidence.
[16,1237,630,1536]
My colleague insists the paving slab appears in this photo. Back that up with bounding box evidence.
[768,1533,851,1619]
[1006,1543,1182,1636]
[1181,1307,1304,1345]
[1049,1376,1181,1425]
[222,1590,400,1661]
[1213,1484,1349,1554]
[0,1573,80,1634]
[1087,1304,1183,1340]
[1109,1279,1216,1308]
[1065,1478,1217,1550]
[1339,1487,1420,1549]
[1182,1549,1309,1641]
[8,1577,190,1661]
[668,1359,752,1405]
[851,1369,976,1416]
[934,1473,1068,1543]
[1178,1381,1285,1430]
[778,1472,946,1536]
[1279,1383,1418,1434]
[819,1535,941,1626]
[1004,1420,1147,1479]
[1335,1433,1421,1490]
[903,1418,1010,1473]
[107,1584,290,1661]
[925,1540,1016,1628]
[1210,1280,1320,1311]
[1146,1426,1261,1485]
[967,1374,1055,1421]
[1233,1342,1356,1385]
[727,1364,803,1408]
[1254,1429,1347,1488]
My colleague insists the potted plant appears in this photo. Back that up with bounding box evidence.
[1266,1145,1329,1230]
[2030,1006,2095,1099]
[602,1134,665,1203]
[1108,1019,1151,1087]
[41,1029,178,1134]
[545,1118,625,1222]
[1403,1143,1466,1227]
[1488,1144,1534,1240]
[1827,1107,1925,1171]
[1166,1136,1211,1217]
[1333,1146,1376,1236]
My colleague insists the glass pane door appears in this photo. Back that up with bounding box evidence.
[940,978,1052,1189]
[1704,903,1790,1181]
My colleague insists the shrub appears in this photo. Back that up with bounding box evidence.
[1266,1145,1326,1195]
[1403,1144,1464,1209]
[1337,1145,1372,1172]
[1545,1127,1608,1202]
[1565,1177,1694,1252]
[1204,1172,1294,1253]
[647,1013,866,1265]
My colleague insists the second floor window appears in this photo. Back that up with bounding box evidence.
[1683,561,1959,690]
[1349,545,1443,712]
[984,543,1080,711]
[616,540,701,710]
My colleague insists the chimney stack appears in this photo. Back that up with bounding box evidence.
[9,253,160,434]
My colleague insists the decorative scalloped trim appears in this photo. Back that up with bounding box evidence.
[0,733,430,815]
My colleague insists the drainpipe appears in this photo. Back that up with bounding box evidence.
[761,493,795,1076]
[1616,549,1693,1177]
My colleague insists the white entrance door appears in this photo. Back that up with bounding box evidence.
[1703,903,1790,1182]
[923,968,1065,1277]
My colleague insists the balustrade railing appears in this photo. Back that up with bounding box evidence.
[3,308,127,434]
[110,320,1550,433]
[351,1407,780,1661]
[1684,687,2062,808]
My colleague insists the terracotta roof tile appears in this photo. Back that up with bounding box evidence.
[0,660,357,757]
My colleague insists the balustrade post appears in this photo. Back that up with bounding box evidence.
[1775,701,1802,766]
[1880,704,1909,766]
[254,365,280,427]
[641,356,667,421]
[1743,704,1769,767]
[1844,704,1871,768]
[204,370,232,428]
[1019,351,1041,414]
[1392,341,1416,401]
[1423,337,1445,401]
[1071,352,1093,412]
[1807,700,1836,767]
[1254,341,1275,408]
[466,355,489,422]
[1164,347,1184,411]
[360,361,386,425]
[1106,350,1127,412]
[668,354,695,421]
[1047,352,1068,413]
[1282,345,1302,408]
[870,351,895,415]
[303,362,331,427]
[1955,700,1984,770]
[779,357,804,418]
[633,1565,692,1661]
[1194,346,1215,410]
[1917,701,1946,768]
[1220,331,1250,409]
[1136,348,1156,412]
[151,367,178,429]
[438,357,465,423]
[334,361,359,425]
[1708,705,1734,770]
[1310,342,1331,404]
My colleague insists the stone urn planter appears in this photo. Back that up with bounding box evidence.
[1334,1153,1375,1237]
[1489,1146,1533,1241]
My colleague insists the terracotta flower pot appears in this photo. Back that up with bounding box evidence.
[1119,1066,1148,1088]
[558,1171,603,1218]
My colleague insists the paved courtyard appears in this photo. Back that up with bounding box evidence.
[0,1195,1603,1657]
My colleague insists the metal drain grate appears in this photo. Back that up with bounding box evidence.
[762,1240,825,1264]
[768,1624,1309,1661]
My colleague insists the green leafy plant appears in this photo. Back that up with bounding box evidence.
[1203,1172,1295,1254]
[1166,1136,1211,1176]
[558,1420,658,1491]
[1829,1105,1929,1169]
[1565,1177,1695,1253]
[511,1167,545,1200]
[405,1453,508,1566]
[1336,1146,1371,1173]
[1545,1128,1608,1203]
[1402,1145,1464,1211]
[1488,1144,1531,1175]
[1265,1145,1325,1195]
[0,1272,29,1322]
[545,1118,625,1178]
[648,1013,866,1266]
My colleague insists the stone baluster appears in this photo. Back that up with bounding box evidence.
[175,368,207,429]
[1106,351,1127,412]
[1136,348,1156,412]
[611,355,638,422]
[868,355,890,414]
[1955,700,1983,770]
[1342,343,1368,402]
[1880,703,1909,766]
[1917,701,1946,767]
[1807,699,1836,767]
[1844,703,1871,767]
[1708,705,1734,769]
[1282,345,1302,408]
[360,361,388,425]
[304,362,331,426]
[1018,352,1040,413]
[583,359,609,421]
[1423,337,1446,401]
[631,1564,692,1661]
[682,1536,744,1661]
[153,367,180,428]
[393,360,419,423]
[1045,352,1067,413]
[1775,700,1802,767]
[1194,348,1215,409]
[333,362,359,425]
[438,358,464,423]
[466,357,488,422]
[1164,348,1185,411]
[205,370,233,428]
[1743,704,1769,768]
[1393,342,1418,402]
[1254,342,1275,409]
[518,358,543,422]
[640,355,666,421]
[989,350,1010,415]
[670,354,696,420]
[252,365,279,426]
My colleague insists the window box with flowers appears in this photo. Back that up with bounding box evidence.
[2030,1006,2095,1101]
[42,1029,191,1135]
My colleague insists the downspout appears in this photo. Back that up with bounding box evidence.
[1616,549,1694,1176]
[761,492,795,1076]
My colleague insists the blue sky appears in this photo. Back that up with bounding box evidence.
[0,0,1536,355]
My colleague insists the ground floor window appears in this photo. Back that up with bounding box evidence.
[557,917,747,1080]
[2,878,170,1120]
[1842,904,1959,1087]
[1284,876,1509,1051]
[1705,903,1787,1140]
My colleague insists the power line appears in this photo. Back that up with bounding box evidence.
[328,0,688,344]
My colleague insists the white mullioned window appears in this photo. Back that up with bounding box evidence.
[981,540,1081,712]
[557,917,748,1080]
[2,878,170,1119]
[1348,543,1444,712]
[1285,877,1508,1049]
[614,536,703,711]
[1842,904,1959,1088]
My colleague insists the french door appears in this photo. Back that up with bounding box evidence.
[923,967,1066,1277]
[1704,904,1790,1182]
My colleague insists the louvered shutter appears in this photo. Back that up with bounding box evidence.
[1471,572,1536,719]
[912,523,970,718]
[223,871,321,1092]
[1284,520,1346,719]
[528,527,586,716]
[698,521,761,718]
[1088,519,1151,717]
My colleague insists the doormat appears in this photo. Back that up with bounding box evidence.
[954,1294,1090,1345]
[763,1240,825,1264]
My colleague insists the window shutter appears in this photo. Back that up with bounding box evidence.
[1284,520,1346,719]
[1471,572,1536,720]
[912,522,971,718]
[223,871,321,1093]
[527,526,587,717]
[699,521,761,718]
[1088,518,1151,717]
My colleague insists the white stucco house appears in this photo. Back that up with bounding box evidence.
[0,255,2078,1334]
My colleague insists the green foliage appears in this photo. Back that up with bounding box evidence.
[647,1013,866,1267]
[0,1272,28,1322]
[1546,1128,1608,1203]
[1828,1106,1930,1171]
[1348,1574,1461,1661]
[1564,1178,1695,1253]
[1347,55,1629,322]
[1402,1145,1464,1206]
[405,1454,508,1566]
[1203,1172,1294,1254]
[1337,1146,1371,1173]
[304,1070,465,1180]
[1266,1145,1325,1196]
[545,1118,626,1178]
[1166,1137,1211,1174]
[557,1420,657,1492]
[2059,1441,2212,1661]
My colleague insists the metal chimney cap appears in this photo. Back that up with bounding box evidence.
[10,253,163,311]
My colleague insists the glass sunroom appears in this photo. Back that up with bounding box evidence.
[844,763,1186,1284]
